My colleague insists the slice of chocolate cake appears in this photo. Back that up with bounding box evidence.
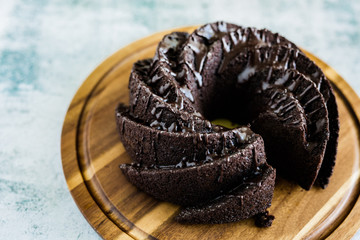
[119,137,265,206]
[175,164,275,224]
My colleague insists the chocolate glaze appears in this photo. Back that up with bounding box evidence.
[116,21,339,226]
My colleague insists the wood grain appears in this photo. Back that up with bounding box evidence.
[61,26,360,240]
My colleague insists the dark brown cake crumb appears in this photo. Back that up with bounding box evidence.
[255,211,275,227]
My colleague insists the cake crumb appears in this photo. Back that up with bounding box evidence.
[255,211,275,227]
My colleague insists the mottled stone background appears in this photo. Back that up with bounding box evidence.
[0,0,359,239]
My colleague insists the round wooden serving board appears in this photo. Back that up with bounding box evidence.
[61,26,360,240]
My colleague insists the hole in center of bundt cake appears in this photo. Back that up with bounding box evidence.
[211,118,241,129]
[194,78,255,126]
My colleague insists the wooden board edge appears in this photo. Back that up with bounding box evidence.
[315,59,360,239]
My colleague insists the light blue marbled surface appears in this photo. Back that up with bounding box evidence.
[0,0,360,239]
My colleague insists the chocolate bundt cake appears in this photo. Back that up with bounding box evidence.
[116,22,339,226]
